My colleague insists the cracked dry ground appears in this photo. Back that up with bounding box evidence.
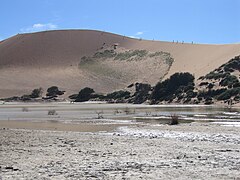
[0,126,240,180]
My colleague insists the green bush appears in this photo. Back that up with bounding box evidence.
[75,87,95,102]
[68,94,78,99]
[205,72,228,80]
[79,56,93,65]
[114,50,148,61]
[186,90,197,98]
[93,50,116,59]
[106,90,130,100]
[30,88,43,98]
[205,99,213,105]
[207,83,214,89]
[217,91,232,101]
[217,88,240,100]
[234,95,240,101]
[132,83,152,104]
[233,82,240,88]
[151,72,195,101]
[46,86,64,97]
[198,88,227,99]
[149,51,163,57]
[223,56,240,71]
[219,75,239,87]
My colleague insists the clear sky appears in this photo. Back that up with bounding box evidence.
[1,0,239,44]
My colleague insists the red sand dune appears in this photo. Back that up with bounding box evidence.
[0,30,240,98]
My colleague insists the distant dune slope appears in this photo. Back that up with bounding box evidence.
[0,30,240,98]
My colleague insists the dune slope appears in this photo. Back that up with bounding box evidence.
[0,30,240,98]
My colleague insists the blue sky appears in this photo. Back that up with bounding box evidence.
[1,0,239,44]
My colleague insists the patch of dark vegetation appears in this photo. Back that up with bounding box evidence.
[127,83,134,88]
[151,72,195,103]
[69,83,151,104]
[149,51,163,57]
[197,88,227,99]
[202,56,240,81]
[30,88,43,98]
[46,86,65,97]
[169,114,179,125]
[93,49,116,59]
[217,88,240,101]
[74,87,95,102]
[1,87,43,102]
[1,86,65,102]
[105,90,131,100]
[197,55,240,104]
[220,55,240,71]
[204,97,213,105]
[100,83,152,104]
[204,72,229,80]
[79,56,94,65]
[79,48,174,66]
[233,82,240,88]
[48,109,57,115]
[86,55,238,105]
[149,51,174,66]
[134,83,152,103]
[129,83,152,104]
[207,83,214,89]
[68,94,78,100]
[114,50,148,61]
[219,75,239,87]
[197,85,240,104]
[68,87,105,102]
[199,82,208,86]
[70,69,235,105]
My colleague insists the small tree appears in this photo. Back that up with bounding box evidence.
[46,86,64,97]
[30,88,43,98]
[75,87,95,102]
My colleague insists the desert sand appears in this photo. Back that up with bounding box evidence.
[0,30,240,98]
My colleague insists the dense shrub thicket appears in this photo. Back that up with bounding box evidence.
[219,75,239,87]
[151,72,195,102]
[217,88,240,100]
[197,55,240,104]
[106,90,131,100]
[46,86,65,97]
[74,87,95,102]
[220,56,240,72]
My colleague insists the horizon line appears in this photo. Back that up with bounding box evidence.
[2,28,240,46]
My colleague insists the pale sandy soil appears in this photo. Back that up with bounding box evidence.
[1,122,240,180]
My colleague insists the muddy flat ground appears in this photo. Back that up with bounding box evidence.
[0,102,240,179]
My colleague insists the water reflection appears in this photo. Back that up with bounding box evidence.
[0,103,239,126]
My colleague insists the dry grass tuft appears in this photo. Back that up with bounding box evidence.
[169,114,179,125]
[48,110,57,115]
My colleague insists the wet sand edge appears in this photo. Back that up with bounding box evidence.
[0,120,127,132]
